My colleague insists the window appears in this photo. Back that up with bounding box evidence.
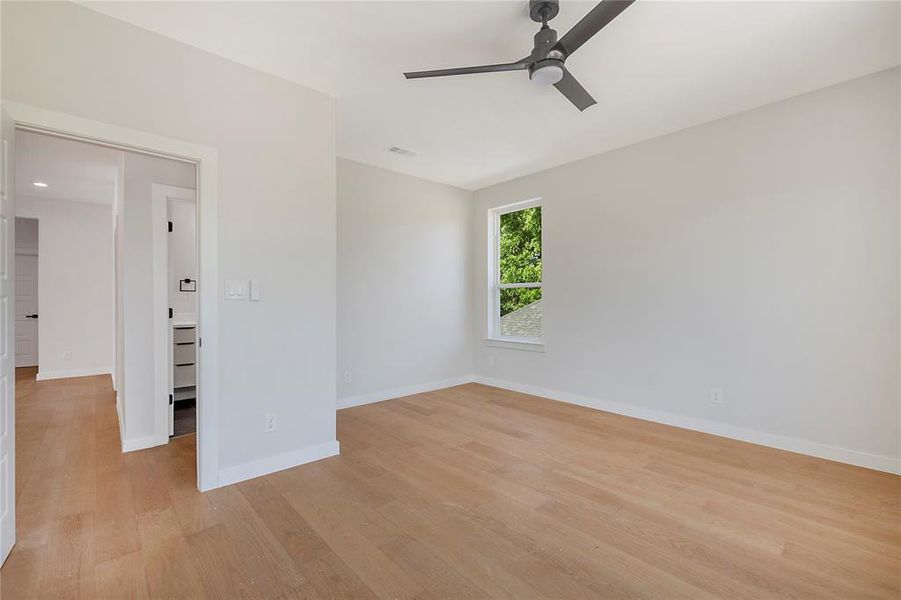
[489,200,542,343]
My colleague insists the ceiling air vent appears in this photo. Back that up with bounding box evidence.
[388,145,417,157]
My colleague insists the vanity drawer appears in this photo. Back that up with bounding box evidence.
[173,343,195,365]
[174,363,196,388]
[173,327,195,344]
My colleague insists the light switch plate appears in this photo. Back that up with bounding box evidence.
[225,279,248,300]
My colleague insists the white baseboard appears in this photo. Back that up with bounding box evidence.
[218,440,340,487]
[472,376,901,475]
[122,434,163,453]
[36,367,112,381]
[338,375,476,410]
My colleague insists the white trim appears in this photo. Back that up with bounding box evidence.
[35,367,112,381]
[473,376,901,475]
[8,103,202,164]
[115,393,124,448]
[151,186,169,446]
[497,282,541,290]
[122,434,160,453]
[151,184,195,446]
[492,197,542,215]
[338,375,476,410]
[483,338,546,353]
[218,440,340,487]
[4,101,221,491]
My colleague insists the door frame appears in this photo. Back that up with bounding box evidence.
[3,101,221,492]
[1,107,17,565]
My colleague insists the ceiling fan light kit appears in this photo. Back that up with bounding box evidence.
[403,0,635,111]
[530,60,565,86]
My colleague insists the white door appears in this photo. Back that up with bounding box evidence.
[1,108,17,565]
[152,184,195,443]
[14,254,37,367]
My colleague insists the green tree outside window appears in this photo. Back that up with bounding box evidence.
[499,206,541,316]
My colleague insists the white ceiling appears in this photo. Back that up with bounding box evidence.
[16,130,119,205]
[80,1,899,190]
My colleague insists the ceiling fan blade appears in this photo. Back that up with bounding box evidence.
[554,0,635,57]
[554,68,596,111]
[404,60,529,79]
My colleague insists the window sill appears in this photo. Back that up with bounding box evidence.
[483,338,546,353]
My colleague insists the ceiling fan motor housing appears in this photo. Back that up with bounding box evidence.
[532,25,566,60]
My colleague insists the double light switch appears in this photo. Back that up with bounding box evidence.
[225,279,262,301]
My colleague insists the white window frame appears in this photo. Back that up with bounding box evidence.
[485,198,545,351]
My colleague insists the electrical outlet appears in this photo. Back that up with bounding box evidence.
[264,413,277,432]
[710,388,724,405]
[61,351,72,361]
[343,371,352,383]
[487,356,495,367]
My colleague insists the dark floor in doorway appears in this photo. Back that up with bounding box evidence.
[173,399,196,437]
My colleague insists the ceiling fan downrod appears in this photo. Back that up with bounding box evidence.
[529,1,565,86]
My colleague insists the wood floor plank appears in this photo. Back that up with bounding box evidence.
[185,524,265,600]
[237,477,379,600]
[283,487,426,600]
[38,511,96,600]
[94,551,150,600]
[2,373,899,599]
[136,506,207,600]
[204,486,313,599]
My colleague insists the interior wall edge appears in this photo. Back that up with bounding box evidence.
[115,393,125,448]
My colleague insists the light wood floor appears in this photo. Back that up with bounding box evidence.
[2,368,899,599]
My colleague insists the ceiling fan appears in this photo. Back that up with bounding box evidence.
[403,0,636,111]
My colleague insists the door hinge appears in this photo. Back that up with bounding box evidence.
[169,393,173,405]
[168,307,173,319]
[198,336,202,348]
[168,221,173,232]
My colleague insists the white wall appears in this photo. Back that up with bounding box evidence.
[2,1,337,480]
[16,196,114,379]
[121,152,195,443]
[473,68,900,471]
[337,159,473,407]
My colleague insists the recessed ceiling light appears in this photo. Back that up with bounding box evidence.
[32,181,48,188]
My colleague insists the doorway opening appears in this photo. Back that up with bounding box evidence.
[12,130,199,457]
[13,218,38,371]
[158,184,198,438]
[1,103,220,566]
